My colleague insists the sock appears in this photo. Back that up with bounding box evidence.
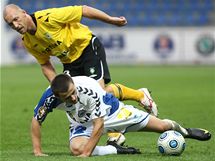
[107,132,126,146]
[91,145,117,156]
[108,83,144,101]
[163,119,188,136]
[107,132,122,139]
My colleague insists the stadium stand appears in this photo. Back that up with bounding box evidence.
[7,0,215,26]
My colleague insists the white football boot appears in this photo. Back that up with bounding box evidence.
[138,88,158,117]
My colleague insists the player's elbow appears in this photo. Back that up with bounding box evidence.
[82,5,91,18]
[82,5,89,9]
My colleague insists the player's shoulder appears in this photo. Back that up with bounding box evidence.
[36,86,61,110]
[35,8,57,17]
[35,6,79,17]
[38,86,54,105]
[43,86,53,96]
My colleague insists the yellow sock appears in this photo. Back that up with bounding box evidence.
[108,83,144,101]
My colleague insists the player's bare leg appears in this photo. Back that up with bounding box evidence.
[70,136,140,156]
[142,116,211,141]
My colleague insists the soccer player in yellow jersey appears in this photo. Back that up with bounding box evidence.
[3,4,158,147]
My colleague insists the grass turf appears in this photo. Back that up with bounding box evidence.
[1,64,215,161]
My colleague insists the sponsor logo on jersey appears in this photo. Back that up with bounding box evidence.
[41,40,62,54]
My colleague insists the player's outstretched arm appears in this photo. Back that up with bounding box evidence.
[82,5,127,26]
[31,117,48,156]
[40,60,57,83]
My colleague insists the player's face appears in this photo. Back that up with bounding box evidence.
[58,83,78,105]
[4,8,28,34]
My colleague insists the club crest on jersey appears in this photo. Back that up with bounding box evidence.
[44,32,52,39]
[78,109,86,117]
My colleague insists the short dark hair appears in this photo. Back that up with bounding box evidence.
[51,74,74,97]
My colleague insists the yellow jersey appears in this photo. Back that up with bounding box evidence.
[22,6,92,64]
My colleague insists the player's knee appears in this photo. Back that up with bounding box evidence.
[105,85,114,94]
[70,144,82,156]
[70,138,88,156]
[105,83,123,100]
[97,79,106,89]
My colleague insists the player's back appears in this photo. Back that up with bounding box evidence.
[72,76,106,96]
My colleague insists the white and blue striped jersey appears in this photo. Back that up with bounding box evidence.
[34,76,119,127]
[34,76,149,137]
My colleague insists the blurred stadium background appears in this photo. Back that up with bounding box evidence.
[1,1,215,160]
[1,0,215,66]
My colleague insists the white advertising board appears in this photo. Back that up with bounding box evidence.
[1,26,215,66]
[92,27,215,65]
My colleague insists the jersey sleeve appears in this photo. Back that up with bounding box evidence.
[51,6,82,24]
[34,87,59,124]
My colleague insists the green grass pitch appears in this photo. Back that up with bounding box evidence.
[1,65,215,161]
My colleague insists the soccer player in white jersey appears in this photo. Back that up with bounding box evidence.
[32,77,140,156]
[31,74,211,157]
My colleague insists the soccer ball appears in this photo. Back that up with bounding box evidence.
[157,130,186,155]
